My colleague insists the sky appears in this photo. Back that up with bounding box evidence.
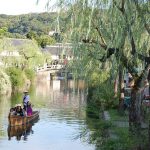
[0,0,56,15]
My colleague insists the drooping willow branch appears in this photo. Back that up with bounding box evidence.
[81,0,149,80]
[113,0,150,65]
[81,37,119,62]
[133,0,150,35]
[95,27,107,50]
[20,51,36,60]
[113,0,125,14]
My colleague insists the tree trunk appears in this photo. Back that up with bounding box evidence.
[118,66,125,111]
[147,68,150,82]
[114,75,118,98]
[129,87,142,131]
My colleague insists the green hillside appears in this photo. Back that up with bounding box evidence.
[0,12,57,36]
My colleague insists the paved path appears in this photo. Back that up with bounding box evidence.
[103,111,111,121]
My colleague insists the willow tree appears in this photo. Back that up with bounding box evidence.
[16,39,45,69]
[48,0,150,126]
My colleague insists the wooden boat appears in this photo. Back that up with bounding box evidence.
[8,123,32,140]
[8,111,39,127]
[8,117,39,140]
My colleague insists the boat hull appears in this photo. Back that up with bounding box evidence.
[8,111,39,127]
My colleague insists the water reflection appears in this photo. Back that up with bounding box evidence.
[34,79,86,111]
[8,118,39,141]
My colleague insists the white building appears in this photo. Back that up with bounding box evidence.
[0,50,20,57]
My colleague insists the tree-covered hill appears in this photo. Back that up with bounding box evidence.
[0,12,57,36]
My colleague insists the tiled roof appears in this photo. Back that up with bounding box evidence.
[42,44,73,55]
[10,38,32,46]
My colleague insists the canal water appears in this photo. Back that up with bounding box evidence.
[0,79,95,150]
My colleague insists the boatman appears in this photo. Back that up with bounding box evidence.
[23,91,30,111]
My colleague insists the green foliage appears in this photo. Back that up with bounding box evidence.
[0,38,46,69]
[26,31,37,39]
[6,67,26,88]
[0,12,69,41]
[108,109,128,121]
[5,32,26,39]
[89,71,110,87]
[80,116,113,148]
[43,51,52,64]
[36,35,56,48]
[100,138,131,150]
[0,69,11,94]
[53,0,150,78]
[0,38,16,51]
[24,68,35,81]
[88,80,117,110]
[26,31,56,48]
[0,27,25,39]
[0,27,8,38]
[87,71,117,109]
[0,13,56,35]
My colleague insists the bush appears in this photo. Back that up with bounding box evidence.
[24,69,35,81]
[89,71,110,87]
[87,76,117,110]
[0,69,11,94]
[86,71,117,116]
[6,67,26,88]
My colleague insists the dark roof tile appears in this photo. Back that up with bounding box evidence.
[42,44,73,55]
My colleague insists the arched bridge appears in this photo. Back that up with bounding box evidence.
[36,64,65,72]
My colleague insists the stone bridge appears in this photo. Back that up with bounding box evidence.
[37,63,65,72]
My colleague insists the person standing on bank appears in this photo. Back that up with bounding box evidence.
[23,91,30,111]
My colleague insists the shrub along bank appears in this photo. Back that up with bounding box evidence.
[86,70,118,116]
[0,67,36,94]
[0,69,11,95]
[0,38,47,94]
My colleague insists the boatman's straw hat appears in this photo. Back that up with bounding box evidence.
[24,90,28,93]
[15,104,21,107]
